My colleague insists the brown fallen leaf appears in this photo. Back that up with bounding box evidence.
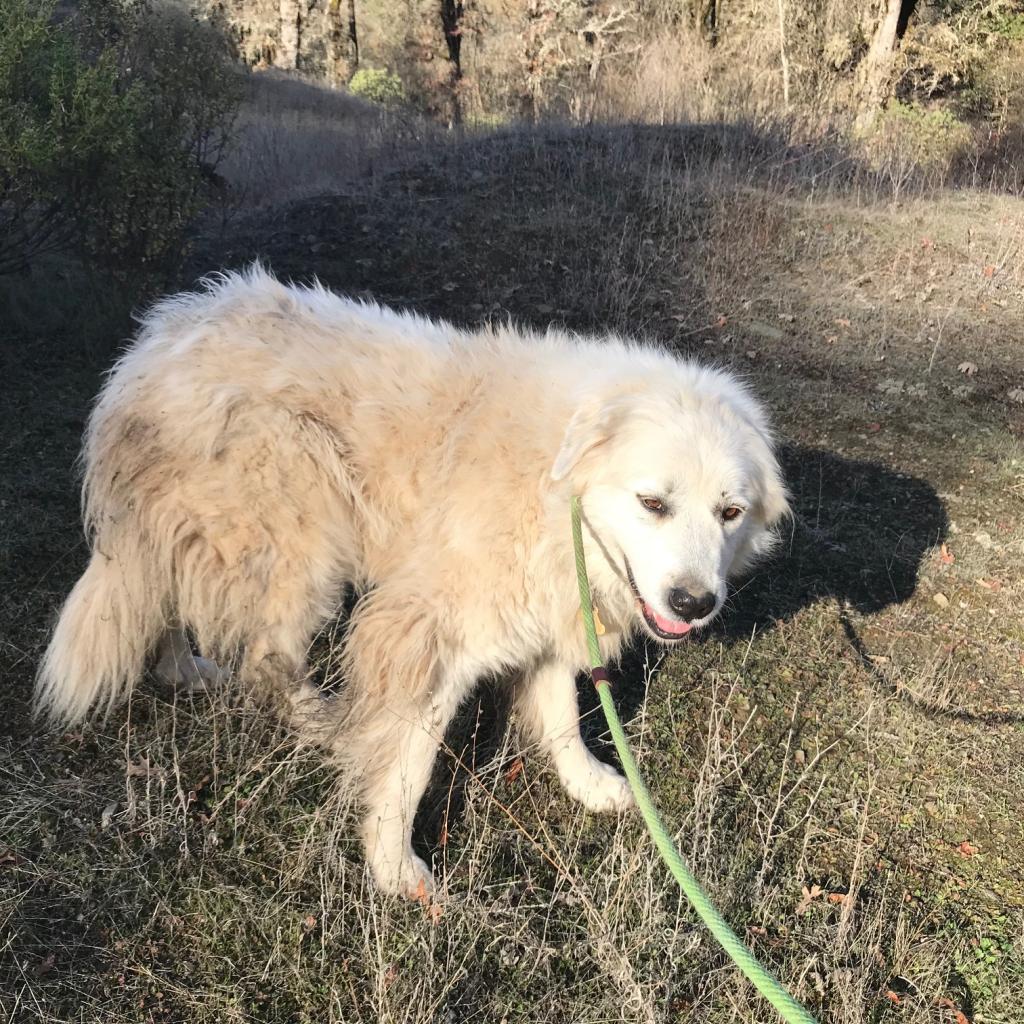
[935,997,970,1024]
[885,990,903,1005]
[955,840,978,858]
[413,877,432,907]
[982,265,996,278]
[796,883,822,915]
[505,757,524,785]
[939,543,955,565]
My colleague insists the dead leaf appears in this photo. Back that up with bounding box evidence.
[505,757,524,785]
[426,902,444,924]
[866,422,882,433]
[921,237,934,249]
[957,361,978,377]
[413,877,431,906]
[827,891,854,908]
[885,990,903,1005]
[976,578,1002,591]
[939,543,955,565]
[796,883,822,915]
[834,317,851,327]
[1008,387,1024,404]
[982,264,996,278]
[935,997,970,1024]
[713,314,728,328]
[301,914,317,932]
[955,840,978,858]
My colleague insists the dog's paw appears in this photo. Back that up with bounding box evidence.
[560,753,635,814]
[370,848,437,902]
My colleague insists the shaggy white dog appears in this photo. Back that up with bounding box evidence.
[36,266,788,897]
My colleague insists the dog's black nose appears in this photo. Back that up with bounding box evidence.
[667,588,716,621]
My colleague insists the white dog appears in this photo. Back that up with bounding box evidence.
[36,266,789,897]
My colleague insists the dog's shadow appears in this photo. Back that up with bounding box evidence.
[415,443,949,861]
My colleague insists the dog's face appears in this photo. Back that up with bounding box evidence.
[552,377,789,643]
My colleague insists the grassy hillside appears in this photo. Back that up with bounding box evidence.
[2,106,1022,1023]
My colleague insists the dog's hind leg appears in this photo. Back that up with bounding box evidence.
[155,628,229,694]
[515,659,634,814]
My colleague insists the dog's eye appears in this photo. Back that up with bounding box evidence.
[638,495,666,515]
[721,505,744,522]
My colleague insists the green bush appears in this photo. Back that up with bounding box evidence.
[0,0,241,281]
[348,67,406,108]
[871,100,973,169]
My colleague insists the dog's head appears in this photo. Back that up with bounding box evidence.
[552,363,789,643]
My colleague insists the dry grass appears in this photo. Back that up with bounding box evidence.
[2,85,1023,1023]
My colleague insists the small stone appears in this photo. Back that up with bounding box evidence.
[933,593,950,608]
[973,531,993,550]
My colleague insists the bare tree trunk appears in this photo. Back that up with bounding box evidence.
[440,0,464,126]
[855,0,904,130]
[696,0,718,44]
[328,0,359,81]
[776,0,790,110]
[347,0,359,71]
[278,0,300,70]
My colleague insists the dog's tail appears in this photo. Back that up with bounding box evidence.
[36,534,165,725]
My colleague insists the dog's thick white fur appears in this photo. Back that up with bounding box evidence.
[36,266,789,897]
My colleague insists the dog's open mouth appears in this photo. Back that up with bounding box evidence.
[624,563,693,641]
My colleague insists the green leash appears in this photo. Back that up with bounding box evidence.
[571,496,818,1024]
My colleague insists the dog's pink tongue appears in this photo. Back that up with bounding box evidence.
[648,604,692,636]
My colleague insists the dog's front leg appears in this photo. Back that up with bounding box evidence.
[516,660,634,813]
[358,688,459,899]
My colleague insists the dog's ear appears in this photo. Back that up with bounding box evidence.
[723,387,790,528]
[551,395,629,482]
[743,417,790,528]
[754,445,790,527]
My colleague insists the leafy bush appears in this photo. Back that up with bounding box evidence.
[871,100,973,169]
[348,67,406,108]
[0,0,241,280]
